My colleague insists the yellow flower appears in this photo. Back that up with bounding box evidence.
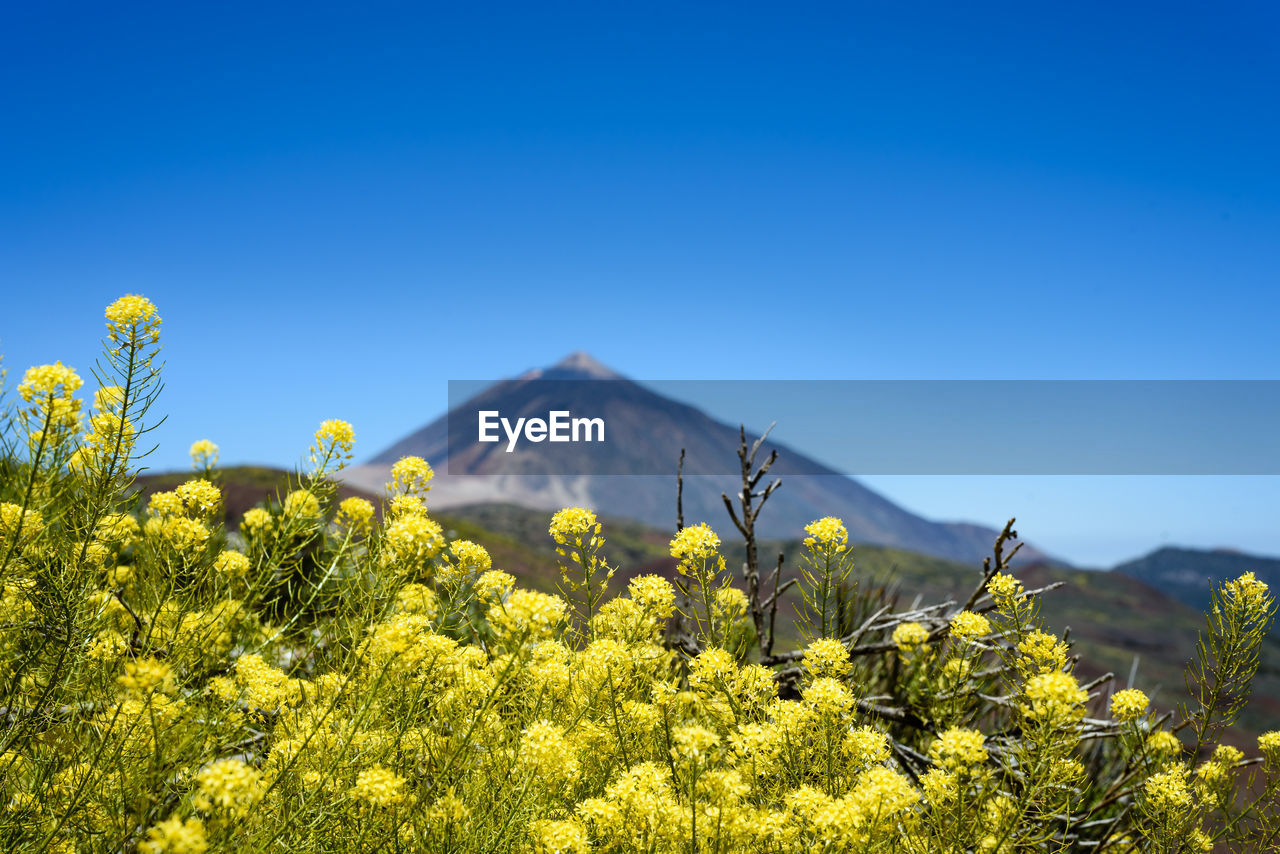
[1016,630,1070,674]
[804,677,855,718]
[1223,571,1271,614]
[531,818,590,854]
[213,550,252,578]
[352,765,408,807]
[929,727,988,771]
[1147,730,1183,757]
[0,502,45,547]
[549,507,599,545]
[105,294,162,345]
[949,610,990,641]
[175,479,221,517]
[628,574,676,619]
[518,720,579,784]
[387,455,434,497]
[1110,689,1149,722]
[118,658,176,696]
[282,488,322,520]
[241,507,274,537]
[138,815,206,854]
[488,590,567,640]
[189,439,219,470]
[1144,763,1192,815]
[193,759,263,816]
[474,570,515,601]
[152,516,211,555]
[335,497,375,534]
[804,516,849,551]
[1022,670,1089,725]
[448,539,492,574]
[669,522,720,564]
[1212,744,1243,767]
[715,586,749,621]
[987,572,1023,609]
[842,725,891,768]
[312,419,355,470]
[892,621,929,652]
[803,638,852,679]
[920,768,958,804]
[1258,731,1280,766]
[671,724,719,760]
[18,361,83,402]
[389,495,427,518]
[95,512,140,548]
[393,583,438,617]
[384,513,445,570]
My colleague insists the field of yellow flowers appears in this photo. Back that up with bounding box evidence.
[2,296,1279,853]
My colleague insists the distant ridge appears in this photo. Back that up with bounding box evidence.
[344,353,1060,565]
[1114,545,1280,615]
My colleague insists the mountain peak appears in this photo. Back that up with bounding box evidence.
[534,351,623,380]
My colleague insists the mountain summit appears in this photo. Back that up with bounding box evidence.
[523,351,622,380]
[343,356,1057,565]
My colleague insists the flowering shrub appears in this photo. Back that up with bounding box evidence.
[1,296,1279,853]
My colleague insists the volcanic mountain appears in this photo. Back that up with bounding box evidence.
[340,353,1057,565]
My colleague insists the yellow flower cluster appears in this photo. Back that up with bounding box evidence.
[802,637,851,680]
[669,522,721,566]
[18,361,83,403]
[240,507,274,538]
[213,550,252,578]
[803,516,849,551]
[1144,763,1193,814]
[440,539,492,585]
[193,759,264,816]
[335,496,375,534]
[549,506,599,546]
[488,589,568,640]
[949,610,990,641]
[1012,630,1068,679]
[1223,570,1271,614]
[929,727,988,771]
[138,815,206,854]
[1022,670,1089,725]
[189,439,219,470]
[1110,688,1149,722]
[118,658,176,696]
[892,621,929,652]
[0,502,45,548]
[383,511,445,574]
[519,720,581,785]
[17,362,84,446]
[8,297,1280,854]
[104,294,162,345]
[387,455,434,498]
[986,571,1023,608]
[311,419,355,470]
[352,765,409,808]
[531,818,591,854]
[1147,730,1183,757]
[282,488,321,520]
[1255,731,1280,768]
[474,569,516,601]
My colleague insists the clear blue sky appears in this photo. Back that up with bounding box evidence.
[3,2,1278,566]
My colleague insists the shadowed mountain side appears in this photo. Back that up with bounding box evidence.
[1115,546,1280,618]
[354,353,1060,565]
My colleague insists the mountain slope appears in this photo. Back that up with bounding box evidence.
[1115,546,1280,614]
[344,353,1059,566]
